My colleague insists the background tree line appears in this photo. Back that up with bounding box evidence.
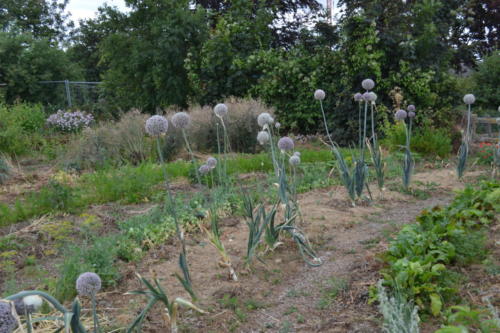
[0,0,498,143]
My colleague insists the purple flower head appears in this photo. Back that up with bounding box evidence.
[14,295,43,315]
[145,115,168,136]
[289,155,301,166]
[257,113,274,127]
[199,164,211,175]
[395,109,408,121]
[76,272,102,297]
[314,89,326,101]
[206,157,217,168]
[366,92,377,102]
[354,93,363,102]
[171,112,191,129]
[275,122,281,129]
[463,94,475,105]
[277,137,294,152]
[214,103,228,117]
[0,301,19,332]
[362,79,375,91]
[407,105,416,112]
[408,111,416,118]
[257,131,270,145]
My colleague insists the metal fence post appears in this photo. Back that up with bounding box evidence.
[64,79,72,107]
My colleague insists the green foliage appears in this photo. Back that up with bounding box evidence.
[382,121,452,158]
[0,154,11,184]
[472,52,500,110]
[0,103,46,156]
[380,182,500,316]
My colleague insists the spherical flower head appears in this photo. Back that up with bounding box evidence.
[293,151,301,157]
[408,111,416,118]
[395,109,408,121]
[257,113,274,127]
[289,155,301,166]
[0,301,18,332]
[314,89,326,101]
[76,272,102,297]
[206,157,217,169]
[496,117,500,125]
[14,295,43,315]
[257,131,270,145]
[199,164,211,175]
[275,122,281,129]
[277,137,294,152]
[171,112,191,129]
[463,94,475,105]
[145,115,168,136]
[354,93,363,102]
[366,92,377,102]
[362,92,371,102]
[362,79,375,91]
[407,104,416,112]
[214,103,228,118]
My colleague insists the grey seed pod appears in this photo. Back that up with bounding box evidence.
[206,157,217,168]
[257,113,274,127]
[289,155,301,166]
[214,103,228,117]
[277,137,294,151]
[76,272,102,297]
[314,89,326,101]
[257,131,270,145]
[463,94,475,105]
[354,93,363,102]
[145,115,168,136]
[395,109,408,120]
[362,79,375,91]
[171,112,191,129]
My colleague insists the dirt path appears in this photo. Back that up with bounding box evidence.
[106,168,478,332]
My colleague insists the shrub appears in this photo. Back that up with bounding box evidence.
[0,154,11,184]
[0,103,46,156]
[382,121,452,158]
[46,110,94,132]
[472,51,500,110]
[62,110,150,170]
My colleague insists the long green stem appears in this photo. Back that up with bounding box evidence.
[182,129,201,186]
[91,294,100,333]
[358,102,362,149]
[267,126,279,177]
[370,101,375,142]
[215,123,222,186]
[361,100,368,162]
[319,100,335,147]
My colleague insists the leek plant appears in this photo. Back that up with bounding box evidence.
[146,115,196,301]
[367,99,385,195]
[126,274,206,333]
[457,94,475,179]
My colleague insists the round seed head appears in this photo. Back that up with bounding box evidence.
[199,164,211,175]
[14,295,43,315]
[289,155,301,166]
[76,272,102,297]
[395,109,408,121]
[408,111,416,118]
[277,137,294,152]
[214,103,228,117]
[293,151,301,157]
[362,79,375,91]
[354,93,363,102]
[463,94,475,105]
[366,92,377,102]
[257,131,270,145]
[171,112,191,129]
[362,92,371,101]
[275,122,281,129]
[0,301,18,332]
[206,157,217,168]
[407,104,416,112]
[257,113,274,127]
[314,89,326,101]
[496,117,500,125]
[145,115,168,136]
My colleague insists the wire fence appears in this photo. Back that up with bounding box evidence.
[38,80,102,111]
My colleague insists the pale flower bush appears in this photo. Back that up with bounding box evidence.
[377,280,420,333]
[46,110,94,132]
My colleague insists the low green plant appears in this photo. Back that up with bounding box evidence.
[377,280,420,333]
[0,154,11,184]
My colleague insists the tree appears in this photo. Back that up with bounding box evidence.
[0,31,82,105]
[0,0,73,43]
[99,0,208,111]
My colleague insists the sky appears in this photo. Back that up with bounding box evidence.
[66,0,331,22]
